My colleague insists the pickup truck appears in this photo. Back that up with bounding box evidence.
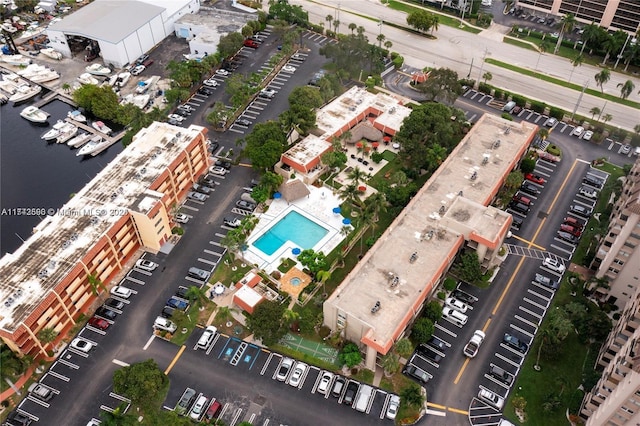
[463,330,486,358]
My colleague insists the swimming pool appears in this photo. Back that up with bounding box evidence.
[253,211,329,256]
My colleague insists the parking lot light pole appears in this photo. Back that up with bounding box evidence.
[571,80,589,121]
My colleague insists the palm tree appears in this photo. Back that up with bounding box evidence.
[214,306,236,324]
[316,270,332,294]
[430,15,439,35]
[594,69,610,93]
[635,124,640,135]
[282,309,300,326]
[623,43,640,71]
[381,352,400,375]
[589,106,601,120]
[339,183,361,208]
[356,26,365,37]
[348,22,357,35]
[568,53,583,83]
[384,40,393,51]
[580,22,600,55]
[325,14,333,30]
[376,33,385,49]
[87,273,106,296]
[617,80,635,100]
[38,327,58,345]
[394,338,413,359]
[600,34,620,65]
[482,72,492,83]
[538,128,549,140]
[358,207,374,255]
[602,113,613,125]
[347,166,367,186]
[185,285,208,304]
[333,19,340,34]
[365,192,387,223]
[554,13,576,54]
[536,39,551,69]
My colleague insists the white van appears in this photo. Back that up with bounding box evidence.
[502,101,516,112]
[634,146,640,157]
[189,395,209,421]
[196,326,218,349]
[354,384,373,412]
[443,308,468,326]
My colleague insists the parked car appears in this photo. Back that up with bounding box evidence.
[209,166,227,176]
[426,335,448,351]
[343,381,359,405]
[571,126,585,137]
[243,39,258,48]
[175,388,197,416]
[88,316,110,331]
[386,395,400,420]
[451,288,476,305]
[621,144,632,155]
[166,297,189,311]
[276,357,294,381]
[28,383,53,402]
[135,259,158,271]
[570,204,592,218]
[215,159,232,169]
[215,69,229,76]
[291,53,306,61]
[282,65,296,73]
[563,216,585,229]
[104,297,124,310]
[187,191,207,202]
[560,223,582,237]
[520,182,540,196]
[236,200,256,211]
[582,175,604,188]
[512,193,533,206]
[197,87,214,96]
[203,78,218,87]
[5,410,32,426]
[177,104,194,113]
[96,306,117,320]
[288,362,308,387]
[524,173,545,185]
[192,183,212,194]
[317,371,334,395]
[110,285,133,299]
[130,65,145,75]
[153,316,177,333]
[175,213,189,224]
[444,297,469,313]
[442,307,468,326]
[416,345,443,363]
[167,114,185,122]
[578,186,598,199]
[403,364,430,384]
[224,217,242,228]
[235,118,251,127]
[331,376,346,398]
[542,257,566,273]
[478,388,504,410]
[189,395,209,421]
[503,333,528,353]
[489,365,513,385]
[161,306,175,318]
[533,273,559,290]
[557,230,578,244]
[582,130,593,141]
[259,88,276,98]
[544,117,557,127]
[510,105,522,115]
[70,337,94,353]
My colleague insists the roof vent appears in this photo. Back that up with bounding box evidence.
[13,289,23,298]
[90,216,99,225]
[505,127,511,134]
[371,301,381,313]
[71,232,79,241]
[38,269,48,279]
[482,154,490,165]
[118,187,124,194]
[439,205,446,214]
[48,260,56,269]
[111,193,117,200]
[62,240,71,249]
[493,139,501,149]
[470,171,477,181]
[4,297,14,307]
[389,107,396,114]
[176,132,182,138]
[140,168,146,174]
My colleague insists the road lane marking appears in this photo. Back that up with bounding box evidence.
[112,359,130,367]
[143,334,155,350]
[164,345,186,375]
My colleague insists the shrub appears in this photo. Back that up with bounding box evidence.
[512,95,526,106]
[494,89,504,99]
[547,144,561,156]
[443,278,456,291]
[371,152,384,163]
[339,342,363,368]
[501,113,513,121]
[392,55,404,69]
[478,82,491,94]
[437,291,446,300]
[549,107,564,120]
[530,101,546,113]
[410,318,434,344]
[390,51,399,60]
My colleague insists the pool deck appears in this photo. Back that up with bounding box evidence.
[244,183,350,273]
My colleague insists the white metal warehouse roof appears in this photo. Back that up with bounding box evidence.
[47,0,165,44]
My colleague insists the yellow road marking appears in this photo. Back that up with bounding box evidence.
[447,406,469,415]
[453,357,470,384]
[425,402,469,415]
[511,234,545,250]
[238,163,252,168]
[427,402,447,410]
[164,345,186,375]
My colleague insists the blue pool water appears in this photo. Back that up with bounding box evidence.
[253,211,328,256]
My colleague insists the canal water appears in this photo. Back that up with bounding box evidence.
[0,97,124,256]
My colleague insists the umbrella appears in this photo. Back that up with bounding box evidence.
[332,207,341,214]
[342,218,351,225]
[371,142,379,150]
[292,247,301,255]
[355,141,363,148]
[273,192,282,199]
[358,185,366,192]
[383,136,391,142]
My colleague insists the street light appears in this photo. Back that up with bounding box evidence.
[614,32,632,69]
[378,18,383,48]
[460,0,473,27]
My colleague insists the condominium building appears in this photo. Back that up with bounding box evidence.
[590,158,640,309]
[516,0,640,33]
[581,285,640,424]
[0,122,209,358]
[323,114,538,370]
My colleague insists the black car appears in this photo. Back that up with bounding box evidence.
[215,159,232,169]
[488,365,513,385]
[533,273,559,290]
[95,306,117,321]
[426,335,447,351]
[175,108,190,117]
[209,141,220,153]
[161,306,175,318]
[511,215,523,230]
[503,333,528,353]
[175,286,189,299]
[403,364,430,384]
[520,181,541,196]
[197,87,214,96]
[198,175,216,187]
[343,381,359,405]
[235,118,251,127]
[582,175,604,188]
[451,288,476,304]
[417,344,443,363]
[5,410,32,426]
[104,297,124,310]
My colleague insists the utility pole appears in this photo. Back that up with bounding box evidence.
[614,32,631,69]
[378,18,383,48]
[571,80,589,121]
[475,47,489,89]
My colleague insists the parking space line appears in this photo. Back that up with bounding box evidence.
[230,408,243,426]
[496,352,520,368]
[57,358,79,369]
[125,276,145,285]
[434,323,457,337]
[519,305,543,321]
[261,352,278,376]
[27,396,50,408]
[209,241,222,248]
[509,323,534,339]
[46,370,70,382]
[204,249,223,257]
[197,258,217,266]
[522,297,546,312]
[527,288,550,302]
[514,314,539,330]
[550,243,575,255]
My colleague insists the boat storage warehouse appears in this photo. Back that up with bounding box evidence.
[45,0,200,68]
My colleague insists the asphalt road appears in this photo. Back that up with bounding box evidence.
[291,0,640,132]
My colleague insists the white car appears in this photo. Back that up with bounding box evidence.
[571,126,584,137]
[276,357,294,381]
[445,297,469,314]
[288,362,308,387]
[621,144,632,155]
[110,285,133,299]
[175,213,189,224]
[70,338,94,353]
[282,65,296,73]
[130,65,145,76]
[317,371,334,395]
[135,259,158,271]
[209,166,227,176]
[478,389,504,410]
[215,69,229,76]
[582,130,593,141]
[259,88,276,98]
[579,186,598,199]
[203,78,218,87]
[542,257,566,273]
[153,316,177,333]
[544,117,557,127]
[386,395,400,420]
[167,114,185,122]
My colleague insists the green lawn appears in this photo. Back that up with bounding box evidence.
[385,0,481,34]
[503,37,537,52]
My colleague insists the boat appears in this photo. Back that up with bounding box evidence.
[92,120,112,135]
[67,110,86,123]
[8,84,42,103]
[77,135,117,156]
[0,53,32,66]
[0,79,18,94]
[114,71,131,88]
[85,63,111,76]
[17,64,59,83]
[41,120,66,141]
[56,122,78,144]
[20,105,48,123]
[120,93,150,109]
[67,132,92,148]
[77,73,99,85]
[0,93,7,104]
[40,47,62,60]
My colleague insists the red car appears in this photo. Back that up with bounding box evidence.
[560,223,582,237]
[243,39,258,48]
[525,173,546,185]
[88,316,110,331]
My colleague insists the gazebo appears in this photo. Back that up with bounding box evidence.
[279,179,310,203]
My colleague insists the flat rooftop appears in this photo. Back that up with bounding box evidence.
[0,123,206,333]
[315,86,412,139]
[281,134,330,169]
[328,114,538,349]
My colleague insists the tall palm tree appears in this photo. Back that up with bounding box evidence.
[282,309,300,326]
[554,13,576,54]
[348,23,357,35]
[347,166,368,186]
[325,14,333,29]
[365,192,387,223]
[333,19,340,34]
[214,306,236,323]
[376,33,385,49]
[602,113,613,125]
[384,40,393,51]
[430,15,439,35]
[568,53,583,83]
[316,270,332,294]
[579,22,600,55]
[623,43,640,72]
[339,183,361,208]
[589,106,601,120]
[600,33,621,65]
[38,327,58,345]
[536,39,551,70]
[482,72,492,83]
[617,80,635,100]
[594,69,610,93]
[358,207,374,255]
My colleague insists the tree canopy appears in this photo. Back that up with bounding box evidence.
[410,317,434,344]
[243,121,288,171]
[320,33,386,78]
[406,10,438,34]
[246,300,287,345]
[339,342,363,368]
[415,67,462,103]
[297,249,328,277]
[112,359,169,410]
[218,32,245,59]
[268,0,308,26]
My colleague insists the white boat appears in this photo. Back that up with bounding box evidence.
[67,132,92,148]
[77,135,117,156]
[77,73,99,85]
[92,120,112,135]
[0,54,32,66]
[114,71,131,88]
[0,79,18,94]
[0,23,17,33]
[20,105,48,123]
[120,93,150,109]
[67,110,86,123]
[17,64,59,83]
[40,47,62,60]
[56,122,78,144]
[8,84,42,103]
[0,93,7,104]
[85,63,111,76]
[41,120,66,141]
